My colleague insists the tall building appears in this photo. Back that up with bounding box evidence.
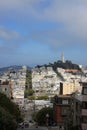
[53,94,72,129]
[61,53,65,63]
[72,82,87,130]
[81,82,87,130]
[60,82,76,95]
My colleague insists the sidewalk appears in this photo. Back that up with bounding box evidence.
[47,126,59,130]
[29,126,59,130]
[48,126,65,130]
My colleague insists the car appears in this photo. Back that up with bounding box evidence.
[24,123,29,128]
[18,122,24,128]
[19,121,29,128]
[29,120,33,123]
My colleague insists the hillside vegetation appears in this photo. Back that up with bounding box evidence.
[0,92,23,130]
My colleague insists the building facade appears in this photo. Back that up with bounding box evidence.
[81,82,87,130]
[53,94,72,129]
[0,80,12,98]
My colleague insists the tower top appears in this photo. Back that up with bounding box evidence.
[61,52,65,63]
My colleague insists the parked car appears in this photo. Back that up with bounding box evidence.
[18,121,29,128]
[29,120,36,126]
[18,122,24,128]
[24,122,29,128]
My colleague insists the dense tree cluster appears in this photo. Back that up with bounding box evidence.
[36,95,49,100]
[52,60,80,70]
[28,95,49,100]
[24,70,34,98]
[25,70,32,89]
[0,92,23,130]
[36,60,81,70]
[34,107,53,126]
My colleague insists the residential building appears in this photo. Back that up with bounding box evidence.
[0,80,12,98]
[71,94,81,130]
[81,82,87,130]
[71,82,87,130]
[60,81,76,95]
[53,94,72,129]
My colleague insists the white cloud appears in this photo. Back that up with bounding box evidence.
[35,0,87,41]
[0,27,24,54]
[0,27,20,40]
[0,0,87,46]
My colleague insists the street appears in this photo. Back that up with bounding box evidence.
[18,101,60,130]
[17,126,48,130]
[17,126,59,130]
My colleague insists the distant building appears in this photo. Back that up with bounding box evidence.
[60,82,76,95]
[0,80,12,98]
[65,69,79,74]
[22,65,27,72]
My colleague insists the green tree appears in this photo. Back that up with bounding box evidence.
[0,92,23,123]
[24,89,34,98]
[25,70,32,89]
[35,107,53,126]
[28,95,35,100]
[25,70,34,98]
[0,106,17,130]
[37,95,49,100]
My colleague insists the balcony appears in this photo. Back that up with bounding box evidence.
[82,109,87,116]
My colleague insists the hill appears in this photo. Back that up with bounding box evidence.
[35,60,81,71]
[0,65,31,75]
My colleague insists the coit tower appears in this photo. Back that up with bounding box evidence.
[61,52,65,63]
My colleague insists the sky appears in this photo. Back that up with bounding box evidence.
[0,0,87,67]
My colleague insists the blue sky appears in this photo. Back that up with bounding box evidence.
[0,0,87,67]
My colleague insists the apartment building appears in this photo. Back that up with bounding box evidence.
[80,82,87,130]
[71,94,81,130]
[0,80,12,98]
[53,94,72,129]
[60,81,82,95]
[71,82,87,130]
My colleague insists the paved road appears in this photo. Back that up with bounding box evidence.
[17,126,59,130]
[17,126,48,130]
[19,102,60,130]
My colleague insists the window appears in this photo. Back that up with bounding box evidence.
[82,102,87,109]
[62,99,68,104]
[82,116,87,123]
[83,88,87,94]
[76,102,78,111]
[62,107,69,115]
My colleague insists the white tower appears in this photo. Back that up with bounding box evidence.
[61,52,65,63]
